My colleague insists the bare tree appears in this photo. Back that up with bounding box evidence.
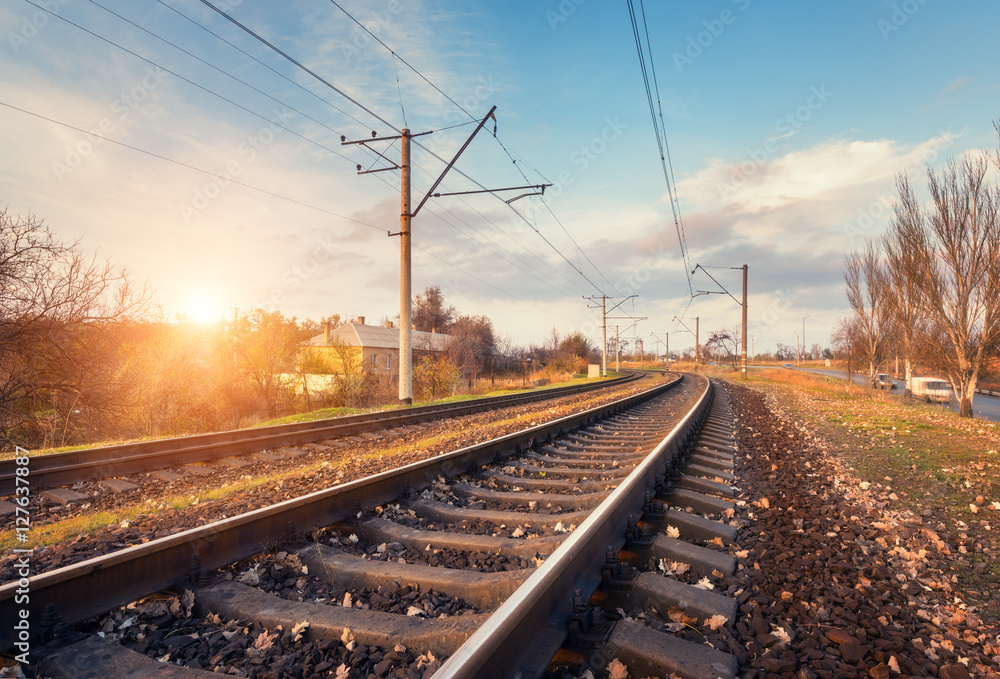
[447,314,496,380]
[412,286,455,333]
[0,210,149,447]
[844,242,891,387]
[705,329,740,369]
[883,174,928,396]
[899,156,1000,417]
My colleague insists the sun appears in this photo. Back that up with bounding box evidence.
[181,292,225,325]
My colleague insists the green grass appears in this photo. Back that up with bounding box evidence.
[11,373,614,459]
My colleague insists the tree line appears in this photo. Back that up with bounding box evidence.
[0,213,601,450]
[840,126,1000,417]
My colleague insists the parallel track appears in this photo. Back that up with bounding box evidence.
[0,371,640,496]
[7,373,744,679]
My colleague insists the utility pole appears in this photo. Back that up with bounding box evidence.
[695,316,700,370]
[691,262,750,378]
[802,315,810,364]
[601,296,606,376]
[615,325,620,373]
[399,129,412,403]
[741,264,748,380]
[665,332,669,363]
[586,295,636,377]
[343,107,547,405]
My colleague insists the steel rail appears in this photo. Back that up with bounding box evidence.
[0,372,641,496]
[433,373,712,679]
[0,373,681,651]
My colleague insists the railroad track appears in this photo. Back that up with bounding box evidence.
[0,371,641,499]
[5,372,744,679]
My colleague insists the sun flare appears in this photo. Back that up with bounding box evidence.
[182,292,225,325]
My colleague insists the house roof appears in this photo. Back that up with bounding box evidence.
[305,322,451,352]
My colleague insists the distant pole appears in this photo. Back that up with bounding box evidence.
[695,316,700,371]
[802,315,810,364]
[741,264,748,380]
[399,129,412,405]
[601,295,607,377]
[615,325,620,372]
[665,331,669,364]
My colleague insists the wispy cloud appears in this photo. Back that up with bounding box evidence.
[945,76,974,93]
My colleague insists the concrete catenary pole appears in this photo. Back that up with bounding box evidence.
[615,325,620,373]
[741,264,748,380]
[695,316,700,371]
[399,129,413,405]
[601,295,607,377]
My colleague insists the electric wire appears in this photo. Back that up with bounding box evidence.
[156,0,371,130]
[626,0,694,295]
[492,134,624,297]
[320,0,617,297]
[0,100,384,232]
[1,98,573,320]
[85,0,355,152]
[391,52,408,127]
[327,0,475,120]
[149,0,588,298]
[365,172,577,320]
[23,0,357,165]
[638,0,692,278]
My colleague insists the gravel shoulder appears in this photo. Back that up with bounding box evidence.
[722,375,1000,678]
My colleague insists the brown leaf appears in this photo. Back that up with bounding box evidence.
[705,614,728,631]
[667,606,698,625]
[607,658,628,679]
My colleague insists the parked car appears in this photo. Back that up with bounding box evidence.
[910,377,953,403]
[874,373,892,390]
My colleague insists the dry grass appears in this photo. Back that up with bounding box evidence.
[718,366,1000,612]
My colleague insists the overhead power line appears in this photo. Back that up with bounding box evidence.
[317,0,619,297]
[0,100,383,231]
[1,99,577,320]
[23,0,356,165]
[626,0,694,295]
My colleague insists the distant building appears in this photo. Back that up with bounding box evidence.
[302,316,451,376]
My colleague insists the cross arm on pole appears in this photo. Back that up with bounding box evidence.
[412,106,498,218]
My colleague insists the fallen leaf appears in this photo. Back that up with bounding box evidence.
[291,620,309,642]
[665,525,681,539]
[608,658,628,679]
[252,631,275,651]
[694,577,715,590]
[667,606,698,625]
[705,614,728,631]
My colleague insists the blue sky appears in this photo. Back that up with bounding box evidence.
[1,0,998,354]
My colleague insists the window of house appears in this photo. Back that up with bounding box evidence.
[370,354,376,368]
[386,354,392,369]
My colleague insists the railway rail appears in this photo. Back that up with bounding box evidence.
[0,371,640,498]
[4,372,744,679]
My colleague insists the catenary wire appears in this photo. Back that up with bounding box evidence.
[22,0,358,165]
[326,0,620,297]
[0,100,385,232]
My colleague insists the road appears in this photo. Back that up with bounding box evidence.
[793,367,1000,423]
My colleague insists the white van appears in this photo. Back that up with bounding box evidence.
[911,377,953,403]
